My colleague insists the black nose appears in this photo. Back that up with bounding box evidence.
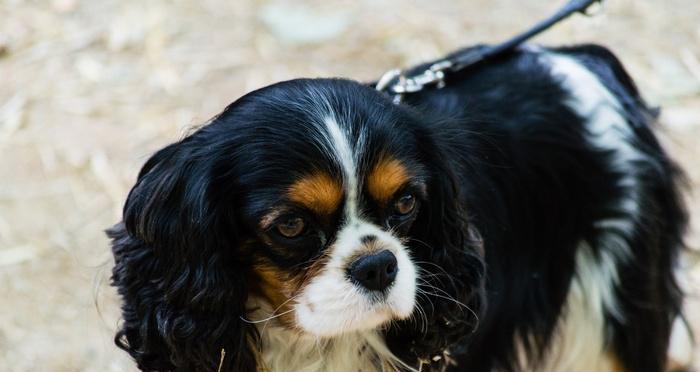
[348,250,398,292]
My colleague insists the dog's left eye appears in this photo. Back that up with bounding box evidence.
[276,216,306,238]
[394,193,416,215]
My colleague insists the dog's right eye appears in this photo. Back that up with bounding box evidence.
[276,216,306,238]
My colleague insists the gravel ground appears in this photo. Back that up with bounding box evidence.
[1,0,698,371]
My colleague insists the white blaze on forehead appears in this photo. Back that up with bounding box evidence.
[302,86,365,220]
[321,114,363,220]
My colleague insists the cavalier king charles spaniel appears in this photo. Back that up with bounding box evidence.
[109,45,689,372]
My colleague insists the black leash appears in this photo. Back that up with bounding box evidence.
[375,0,603,103]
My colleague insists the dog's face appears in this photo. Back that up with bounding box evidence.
[233,82,431,336]
[249,154,421,336]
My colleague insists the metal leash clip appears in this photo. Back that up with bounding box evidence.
[375,60,453,103]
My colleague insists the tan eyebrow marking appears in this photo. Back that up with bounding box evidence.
[367,157,410,204]
[287,172,343,215]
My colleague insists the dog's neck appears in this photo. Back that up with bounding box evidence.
[247,298,404,372]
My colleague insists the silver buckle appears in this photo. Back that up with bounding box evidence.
[376,60,452,97]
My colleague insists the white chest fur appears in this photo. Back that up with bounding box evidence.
[257,325,399,372]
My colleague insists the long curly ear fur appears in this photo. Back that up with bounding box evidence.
[108,136,258,371]
[385,136,486,370]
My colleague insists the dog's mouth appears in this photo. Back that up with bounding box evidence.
[293,288,416,337]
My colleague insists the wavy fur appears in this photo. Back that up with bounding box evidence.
[109,44,687,372]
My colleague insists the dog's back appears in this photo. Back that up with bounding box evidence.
[405,45,688,372]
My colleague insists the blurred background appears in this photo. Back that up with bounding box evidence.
[1,0,699,370]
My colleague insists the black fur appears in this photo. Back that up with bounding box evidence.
[109,45,687,371]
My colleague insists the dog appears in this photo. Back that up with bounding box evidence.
[108,44,689,371]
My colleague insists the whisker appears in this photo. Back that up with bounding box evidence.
[240,308,296,324]
[416,278,460,299]
[415,267,450,287]
[416,283,467,308]
[413,300,429,334]
[416,285,480,329]
[241,292,303,345]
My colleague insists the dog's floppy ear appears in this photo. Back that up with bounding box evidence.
[109,133,258,371]
[386,133,485,368]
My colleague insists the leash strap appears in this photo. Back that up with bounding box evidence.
[375,0,603,102]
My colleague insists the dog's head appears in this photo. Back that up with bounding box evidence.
[110,78,484,371]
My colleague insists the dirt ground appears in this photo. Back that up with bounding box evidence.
[1,0,699,371]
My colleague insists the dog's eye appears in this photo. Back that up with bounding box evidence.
[394,194,416,215]
[276,216,306,238]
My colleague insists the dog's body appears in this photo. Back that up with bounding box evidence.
[110,45,688,372]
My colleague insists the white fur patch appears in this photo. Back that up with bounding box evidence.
[531,52,651,370]
[520,242,621,372]
[250,298,412,372]
[543,52,646,247]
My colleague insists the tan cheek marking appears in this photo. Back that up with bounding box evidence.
[287,172,343,215]
[252,265,292,307]
[250,264,299,327]
[251,262,308,329]
[250,253,332,327]
[367,157,410,204]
